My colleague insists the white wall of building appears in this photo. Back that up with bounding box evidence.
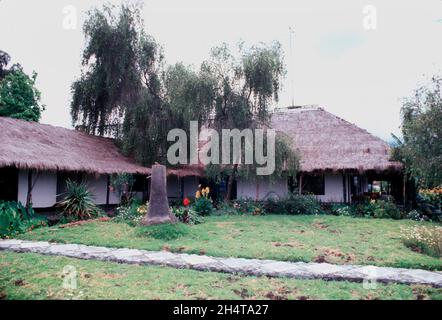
[17,170,122,208]
[18,169,57,208]
[237,178,288,200]
[317,174,344,203]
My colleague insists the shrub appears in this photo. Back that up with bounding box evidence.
[0,201,46,238]
[372,200,403,220]
[401,225,442,258]
[417,187,442,221]
[136,223,189,240]
[264,193,325,215]
[56,179,102,221]
[192,186,213,216]
[193,197,213,216]
[171,207,203,225]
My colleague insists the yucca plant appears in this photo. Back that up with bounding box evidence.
[57,179,102,221]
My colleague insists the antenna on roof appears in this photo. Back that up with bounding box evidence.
[289,26,295,107]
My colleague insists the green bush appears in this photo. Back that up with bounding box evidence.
[56,179,103,221]
[328,200,403,219]
[416,187,442,221]
[264,193,325,215]
[193,197,213,216]
[372,200,403,219]
[0,201,46,238]
[171,207,203,225]
[136,223,189,240]
[114,199,147,227]
[214,201,242,215]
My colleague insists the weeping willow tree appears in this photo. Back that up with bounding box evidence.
[71,3,212,165]
[202,43,299,200]
[71,4,299,189]
[71,3,142,137]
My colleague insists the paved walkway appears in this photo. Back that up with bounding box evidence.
[1,239,441,287]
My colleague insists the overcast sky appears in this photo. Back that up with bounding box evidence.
[1,0,441,141]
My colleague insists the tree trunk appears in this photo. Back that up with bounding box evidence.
[141,164,176,225]
[225,164,238,201]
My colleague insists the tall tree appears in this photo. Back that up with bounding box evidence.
[71,3,142,136]
[400,76,442,187]
[0,51,44,122]
[202,43,298,199]
[71,4,212,165]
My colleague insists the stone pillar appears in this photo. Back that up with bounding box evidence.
[141,164,176,226]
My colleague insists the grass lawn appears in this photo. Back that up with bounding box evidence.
[1,251,441,300]
[17,215,442,270]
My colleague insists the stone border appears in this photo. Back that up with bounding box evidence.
[1,239,441,287]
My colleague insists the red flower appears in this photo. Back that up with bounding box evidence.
[183,197,190,207]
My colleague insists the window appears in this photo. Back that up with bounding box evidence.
[302,174,325,195]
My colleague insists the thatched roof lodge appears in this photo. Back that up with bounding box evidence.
[236,106,405,203]
[0,116,150,175]
[0,117,152,209]
[270,106,402,173]
[0,105,406,207]
[0,117,201,208]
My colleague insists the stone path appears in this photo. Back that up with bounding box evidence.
[1,239,441,287]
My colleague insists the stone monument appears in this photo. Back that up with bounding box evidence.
[141,164,176,225]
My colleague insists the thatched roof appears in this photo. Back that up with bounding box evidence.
[168,164,205,177]
[0,117,150,175]
[271,106,403,173]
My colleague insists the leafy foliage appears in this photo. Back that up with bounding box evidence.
[202,43,299,197]
[399,76,442,187]
[263,193,325,215]
[0,65,44,121]
[192,186,213,215]
[416,187,442,221]
[329,200,403,220]
[71,4,142,136]
[0,201,46,238]
[193,197,213,216]
[171,206,203,225]
[56,180,102,221]
[71,4,212,166]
